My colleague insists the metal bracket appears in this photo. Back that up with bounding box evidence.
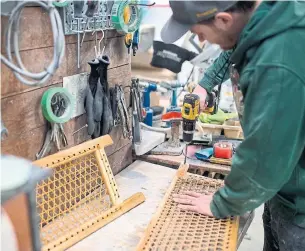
[59,0,115,35]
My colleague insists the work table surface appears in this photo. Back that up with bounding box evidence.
[138,153,231,175]
[68,160,176,251]
[68,160,253,251]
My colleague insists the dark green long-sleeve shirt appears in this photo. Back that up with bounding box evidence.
[200,1,305,227]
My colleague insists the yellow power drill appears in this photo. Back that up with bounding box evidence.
[182,93,200,163]
[182,93,200,144]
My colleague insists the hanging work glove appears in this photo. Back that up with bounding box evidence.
[85,60,101,137]
[98,55,114,136]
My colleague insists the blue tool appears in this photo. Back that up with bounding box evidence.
[138,81,167,126]
[167,89,181,113]
[158,81,185,127]
[132,29,140,56]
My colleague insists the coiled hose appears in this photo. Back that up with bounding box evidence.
[0,1,65,86]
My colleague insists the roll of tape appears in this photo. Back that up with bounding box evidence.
[41,87,74,124]
[111,0,142,34]
[52,0,69,7]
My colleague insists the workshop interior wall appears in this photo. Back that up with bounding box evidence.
[1,7,132,174]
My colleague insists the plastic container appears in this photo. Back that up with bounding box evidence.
[223,125,243,139]
[197,122,223,136]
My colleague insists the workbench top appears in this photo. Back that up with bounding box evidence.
[138,154,231,175]
[68,160,176,251]
[68,160,253,251]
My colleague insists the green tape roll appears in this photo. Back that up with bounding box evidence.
[41,87,74,124]
[111,0,142,34]
[52,0,69,7]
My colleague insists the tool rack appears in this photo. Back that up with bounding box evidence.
[60,0,115,35]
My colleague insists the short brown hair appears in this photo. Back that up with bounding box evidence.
[226,1,256,12]
[199,1,256,24]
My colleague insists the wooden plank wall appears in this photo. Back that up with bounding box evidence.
[1,7,132,175]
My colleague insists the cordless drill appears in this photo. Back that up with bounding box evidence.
[203,90,218,114]
[182,93,200,163]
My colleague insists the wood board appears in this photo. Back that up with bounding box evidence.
[137,154,231,175]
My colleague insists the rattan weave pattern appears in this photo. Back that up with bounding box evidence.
[138,173,239,251]
[34,136,145,251]
[36,152,112,246]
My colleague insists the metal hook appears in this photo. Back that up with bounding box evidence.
[80,18,90,47]
[92,29,105,58]
[98,29,105,57]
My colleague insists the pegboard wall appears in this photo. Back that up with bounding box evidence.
[60,0,115,35]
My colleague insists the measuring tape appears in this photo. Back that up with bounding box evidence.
[41,87,74,124]
[111,0,143,34]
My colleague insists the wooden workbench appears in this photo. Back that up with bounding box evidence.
[137,154,231,176]
[68,160,253,251]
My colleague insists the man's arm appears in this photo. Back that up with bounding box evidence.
[211,67,305,217]
[193,50,233,109]
[199,50,233,93]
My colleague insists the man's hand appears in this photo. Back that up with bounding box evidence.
[172,191,214,217]
[192,85,207,111]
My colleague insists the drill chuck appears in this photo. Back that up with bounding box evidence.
[181,93,200,144]
[182,119,196,144]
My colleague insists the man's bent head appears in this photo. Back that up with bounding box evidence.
[161,1,257,50]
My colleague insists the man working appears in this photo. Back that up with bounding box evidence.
[161,1,305,250]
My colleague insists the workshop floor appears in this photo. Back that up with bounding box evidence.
[239,205,264,251]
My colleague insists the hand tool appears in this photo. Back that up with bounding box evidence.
[132,29,140,56]
[131,79,142,144]
[110,86,119,126]
[116,85,132,139]
[213,141,233,159]
[72,124,88,135]
[74,0,85,68]
[182,93,200,163]
[125,33,133,54]
[203,90,218,115]
[138,81,167,126]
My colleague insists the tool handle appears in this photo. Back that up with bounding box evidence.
[74,0,85,18]
[86,0,98,17]
[133,112,141,144]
